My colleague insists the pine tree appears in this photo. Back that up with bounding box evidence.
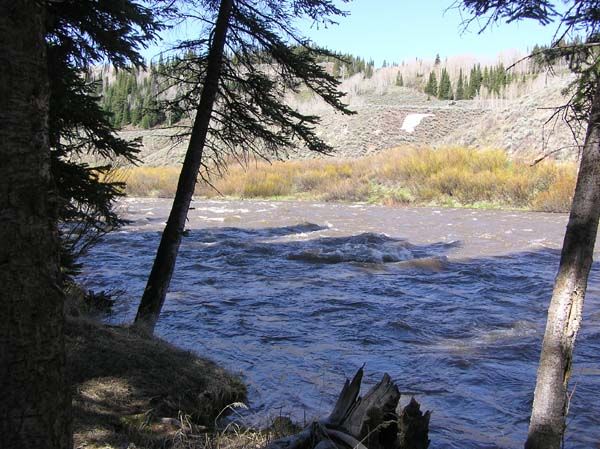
[495,63,507,94]
[396,72,404,86]
[424,71,438,96]
[1,3,70,447]
[365,59,375,78]
[158,53,165,72]
[468,64,482,98]
[434,53,441,65]
[122,101,131,125]
[45,0,164,269]
[438,68,453,100]
[135,0,354,332]
[333,59,341,78]
[455,69,465,100]
[482,65,490,89]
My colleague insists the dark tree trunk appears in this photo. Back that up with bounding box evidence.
[0,2,71,448]
[134,0,233,333]
[525,79,600,449]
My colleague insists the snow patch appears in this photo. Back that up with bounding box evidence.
[401,113,433,133]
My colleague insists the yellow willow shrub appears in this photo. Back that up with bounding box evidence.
[531,170,576,212]
[457,170,508,204]
[209,165,254,197]
[426,166,467,198]
[112,146,577,210]
[114,166,181,197]
[423,166,498,204]
[293,167,332,192]
[319,177,370,202]
[293,160,354,192]
[466,148,510,173]
[241,170,294,198]
[389,148,445,182]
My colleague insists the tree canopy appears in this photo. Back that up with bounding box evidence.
[135,0,354,331]
[45,0,167,270]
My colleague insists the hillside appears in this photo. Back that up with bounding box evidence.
[113,71,579,166]
[89,50,583,166]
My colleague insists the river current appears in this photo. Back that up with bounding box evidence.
[80,198,600,449]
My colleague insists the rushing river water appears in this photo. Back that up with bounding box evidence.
[80,198,600,449]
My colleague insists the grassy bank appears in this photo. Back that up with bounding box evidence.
[115,147,577,212]
[65,289,247,449]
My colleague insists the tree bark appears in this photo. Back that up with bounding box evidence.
[0,2,71,448]
[525,79,600,449]
[134,0,233,333]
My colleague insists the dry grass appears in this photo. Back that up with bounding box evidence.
[65,288,246,449]
[115,146,577,212]
[111,166,181,198]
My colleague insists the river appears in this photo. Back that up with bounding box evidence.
[79,198,600,449]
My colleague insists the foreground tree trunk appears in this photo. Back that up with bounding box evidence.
[0,2,71,448]
[134,0,233,333]
[264,368,430,449]
[525,79,600,449]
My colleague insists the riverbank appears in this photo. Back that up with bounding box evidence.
[65,288,247,449]
[79,198,600,448]
[113,146,576,212]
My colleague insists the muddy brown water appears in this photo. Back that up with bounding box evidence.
[80,198,600,449]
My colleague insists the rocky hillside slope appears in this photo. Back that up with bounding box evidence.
[116,70,581,166]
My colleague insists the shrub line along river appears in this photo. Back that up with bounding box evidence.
[80,198,600,449]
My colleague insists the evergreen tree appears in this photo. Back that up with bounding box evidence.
[438,67,453,99]
[396,71,404,86]
[468,64,482,98]
[130,95,142,125]
[45,0,165,269]
[494,63,507,94]
[135,0,354,332]
[434,53,441,65]
[1,3,70,447]
[482,65,490,89]
[333,59,341,78]
[455,69,465,100]
[122,101,131,125]
[365,59,375,78]
[424,71,438,96]
[141,114,151,129]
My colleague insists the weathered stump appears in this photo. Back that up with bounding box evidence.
[264,368,430,449]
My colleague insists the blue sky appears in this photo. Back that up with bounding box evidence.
[298,0,559,66]
[144,0,560,66]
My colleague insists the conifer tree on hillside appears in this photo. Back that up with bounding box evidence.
[468,64,482,98]
[425,71,438,96]
[365,59,375,78]
[455,69,465,100]
[333,59,342,77]
[134,0,354,332]
[396,71,404,86]
[438,67,453,99]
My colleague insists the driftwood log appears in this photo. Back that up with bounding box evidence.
[265,368,430,449]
